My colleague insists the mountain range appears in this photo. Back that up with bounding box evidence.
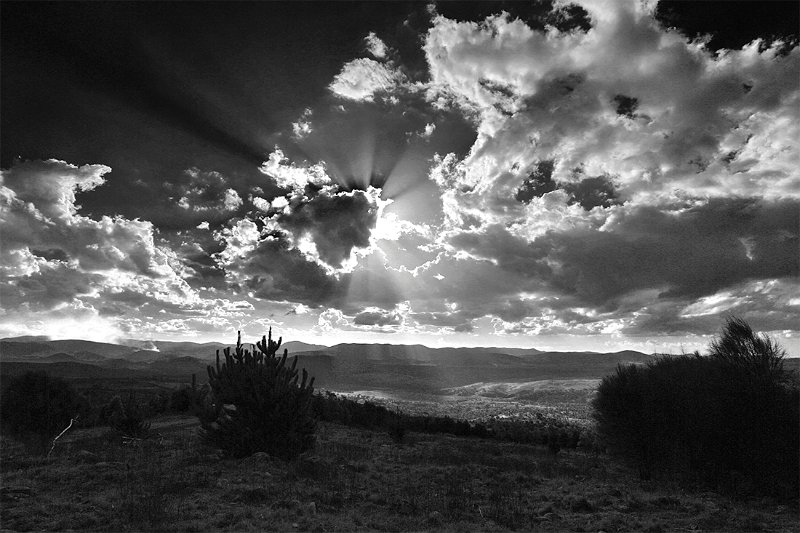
[0,335,658,394]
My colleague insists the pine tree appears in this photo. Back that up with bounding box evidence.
[200,329,316,459]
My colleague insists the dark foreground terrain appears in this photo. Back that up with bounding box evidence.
[1,415,796,532]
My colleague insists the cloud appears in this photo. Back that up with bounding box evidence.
[1,159,179,278]
[423,2,799,223]
[168,168,243,215]
[214,219,347,306]
[354,307,404,327]
[0,159,243,340]
[259,149,331,192]
[328,58,407,101]
[317,308,350,332]
[445,197,798,313]
[365,32,388,59]
[278,187,383,269]
[291,108,313,139]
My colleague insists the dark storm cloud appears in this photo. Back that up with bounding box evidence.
[562,175,621,210]
[440,197,798,322]
[279,190,380,268]
[515,160,557,203]
[214,221,347,307]
[449,224,550,280]
[534,198,799,307]
[0,264,102,310]
[242,240,346,306]
[515,162,621,210]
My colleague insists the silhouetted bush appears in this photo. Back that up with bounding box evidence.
[0,371,81,453]
[593,317,799,498]
[200,330,316,459]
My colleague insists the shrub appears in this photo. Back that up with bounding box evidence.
[200,330,316,459]
[593,316,799,498]
[0,371,81,453]
[108,394,152,439]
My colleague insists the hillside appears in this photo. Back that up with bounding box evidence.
[1,415,795,532]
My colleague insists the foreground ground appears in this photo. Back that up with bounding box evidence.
[1,415,796,532]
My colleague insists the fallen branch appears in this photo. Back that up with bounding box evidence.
[47,415,78,458]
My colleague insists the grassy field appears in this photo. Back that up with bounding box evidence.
[1,414,796,532]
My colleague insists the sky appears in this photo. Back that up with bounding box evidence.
[1,1,798,354]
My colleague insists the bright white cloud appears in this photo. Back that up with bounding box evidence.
[423,4,800,222]
[328,58,407,101]
[259,149,331,191]
[291,108,313,139]
[365,31,388,59]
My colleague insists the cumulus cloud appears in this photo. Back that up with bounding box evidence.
[213,219,347,306]
[259,149,331,192]
[353,302,409,328]
[365,31,388,59]
[329,58,407,101]
[390,0,800,342]
[425,3,799,220]
[168,168,243,215]
[0,159,226,339]
[1,160,178,278]
[291,108,313,139]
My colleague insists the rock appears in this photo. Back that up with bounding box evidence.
[428,511,443,524]
[305,502,317,515]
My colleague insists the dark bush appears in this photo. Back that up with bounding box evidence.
[0,371,81,453]
[108,394,152,439]
[170,386,195,413]
[593,317,799,498]
[200,330,316,459]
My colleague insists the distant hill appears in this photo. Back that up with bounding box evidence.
[0,335,653,394]
[283,341,328,353]
[291,344,651,393]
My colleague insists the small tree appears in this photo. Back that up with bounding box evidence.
[200,330,316,459]
[0,371,81,453]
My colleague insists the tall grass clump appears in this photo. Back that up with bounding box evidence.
[199,329,316,459]
[593,317,799,498]
[0,371,81,454]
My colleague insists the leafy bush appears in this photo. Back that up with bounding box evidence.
[0,371,81,453]
[200,330,316,459]
[593,317,799,498]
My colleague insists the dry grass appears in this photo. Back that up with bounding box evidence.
[1,415,796,532]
